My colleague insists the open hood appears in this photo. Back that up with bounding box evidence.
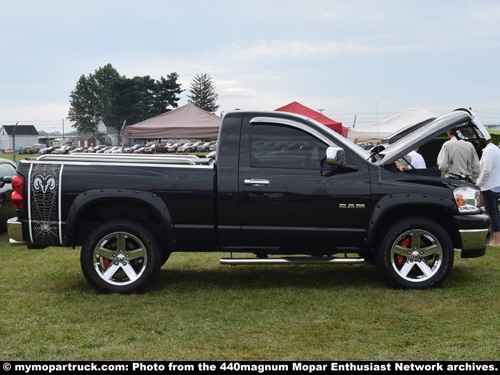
[373,108,490,166]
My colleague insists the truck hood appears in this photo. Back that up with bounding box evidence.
[372,108,490,166]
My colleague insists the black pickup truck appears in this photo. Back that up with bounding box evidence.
[6,108,491,293]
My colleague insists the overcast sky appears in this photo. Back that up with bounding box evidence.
[1,0,500,133]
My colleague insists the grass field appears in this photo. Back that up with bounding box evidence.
[0,228,499,361]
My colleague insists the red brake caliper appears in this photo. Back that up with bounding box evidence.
[102,242,113,269]
[395,237,411,266]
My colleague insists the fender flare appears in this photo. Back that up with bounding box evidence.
[365,192,457,247]
[63,189,174,247]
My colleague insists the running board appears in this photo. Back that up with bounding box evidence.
[220,256,365,265]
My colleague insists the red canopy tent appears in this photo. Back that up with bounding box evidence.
[275,101,346,137]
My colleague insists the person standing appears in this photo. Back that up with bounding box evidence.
[407,147,426,169]
[476,138,500,246]
[437,128,480,180]
[396,147,426,170]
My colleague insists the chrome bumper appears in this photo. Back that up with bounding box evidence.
[7,217,34,246]
[458,228,488,258]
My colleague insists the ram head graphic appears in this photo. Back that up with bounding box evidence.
[33,175,56,194]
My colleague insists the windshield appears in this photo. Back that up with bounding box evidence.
[304,117,371,159]
[341,135,372,159]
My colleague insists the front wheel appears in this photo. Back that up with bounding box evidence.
[375,217,454,289]
[80,220,162,293]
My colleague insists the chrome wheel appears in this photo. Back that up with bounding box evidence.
[376,217,454,289]
[81,220,162,293]
[93,232,148,286]
[390,229,443,283]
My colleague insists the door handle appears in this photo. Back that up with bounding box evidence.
[244,178,270,186]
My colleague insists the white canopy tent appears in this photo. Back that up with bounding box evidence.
[347,106,439,143]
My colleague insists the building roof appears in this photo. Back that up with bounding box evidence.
[1,125,39,136]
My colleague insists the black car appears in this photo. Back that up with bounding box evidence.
[0,159,17,232]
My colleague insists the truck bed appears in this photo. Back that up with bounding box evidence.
[37,153,213,165]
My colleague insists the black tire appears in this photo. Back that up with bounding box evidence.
[375,217,454,289]
[80,220,162,293]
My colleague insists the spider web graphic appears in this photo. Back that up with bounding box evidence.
[30,163,61,245]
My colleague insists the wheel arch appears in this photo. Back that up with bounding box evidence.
[64,189,174,251]
[366,193,461,253]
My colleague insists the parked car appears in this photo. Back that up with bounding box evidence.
[197,142,209,152]
[25,146,41,154]
[133,146,153,154]
[177,142,193,153]
[198,141,216,152]
[151,143,169,153]
[168,141,186,152]
[96,146,113,153]
[0,159,17,232]
[190,141,203,152]
[69,147,87,153]
[104,146,122,154]
[53,145,74,154]
[88,145,109,153]
[40,146,57,155]
[124,144,146,153]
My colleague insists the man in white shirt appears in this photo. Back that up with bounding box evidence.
[437,129,480,180]
[407,148,426,169]
[476,138,500,246]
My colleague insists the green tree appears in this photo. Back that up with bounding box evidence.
[105,76,155,129]
[107,74,183,129]
[68,64,121,134]
[150,73,183,116]
[69,65,183,134]
[187,73,219,113]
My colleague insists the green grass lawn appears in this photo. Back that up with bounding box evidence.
[0,229,499,361]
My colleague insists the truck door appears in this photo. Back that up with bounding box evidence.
[238,117,371,254]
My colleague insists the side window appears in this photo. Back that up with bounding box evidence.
[0,164,15,177]
[250,123,328,169]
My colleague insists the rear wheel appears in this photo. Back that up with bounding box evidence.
[80,220,162,293]
[375,217,454,289]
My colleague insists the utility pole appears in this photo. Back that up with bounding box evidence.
[12,121,18,162]
[120,120,127,152]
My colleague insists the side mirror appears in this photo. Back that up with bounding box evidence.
[325,146,346,166]
[0,176,10,189]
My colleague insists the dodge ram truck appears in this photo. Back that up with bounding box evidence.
[5,108,491,293]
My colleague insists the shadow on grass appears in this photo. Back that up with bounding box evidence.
[60,257,488,294]
[56,264,381,295]
[154,263,385,292]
